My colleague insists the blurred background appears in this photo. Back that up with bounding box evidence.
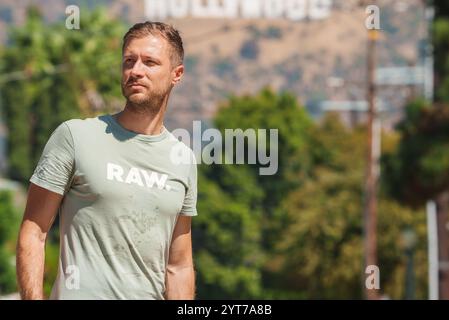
[0,0,449,300]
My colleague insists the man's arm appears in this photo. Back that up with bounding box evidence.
[165,215,195,300]
[16,183,63,300]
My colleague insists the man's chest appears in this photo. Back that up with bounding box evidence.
[69,142,188,216]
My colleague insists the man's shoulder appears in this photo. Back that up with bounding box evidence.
[63,115,109,133]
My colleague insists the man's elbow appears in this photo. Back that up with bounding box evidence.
[166,263,195,275]
[17,221,47,251]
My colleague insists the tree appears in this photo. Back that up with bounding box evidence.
[271,113,428,299]
[215,88,313,260]
[0,7,126,296]
[214,88,313,213]
[240,39,259,60]
[194,166,265,299]
[434,0,449,102]
[0,191,20,294]
[1,7,125,182]
[382,99,449,298]
[194,88,314,298]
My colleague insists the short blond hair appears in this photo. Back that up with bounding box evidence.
[122,21,184,66]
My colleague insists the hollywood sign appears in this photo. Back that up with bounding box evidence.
[144,0,333,21]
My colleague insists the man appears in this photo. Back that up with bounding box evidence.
[16,22,197,300]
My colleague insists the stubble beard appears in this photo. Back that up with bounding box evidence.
[122,81,171,114]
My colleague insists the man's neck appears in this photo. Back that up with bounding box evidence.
[115,102,167,135]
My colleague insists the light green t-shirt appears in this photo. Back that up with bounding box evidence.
[30,114,198,300]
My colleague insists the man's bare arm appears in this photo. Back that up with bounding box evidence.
[16,183,63,300]
[165,215,195,300]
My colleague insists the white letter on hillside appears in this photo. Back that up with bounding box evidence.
[192,0,212,17]
[263,0,284,19]
[240,0,262,19]
[308,0,332,20]
[286,0,307,21]
[169,0,189,18]
[145,0,169,19]
[223,0,239,18]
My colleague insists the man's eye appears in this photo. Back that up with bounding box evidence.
[145,61,155,66]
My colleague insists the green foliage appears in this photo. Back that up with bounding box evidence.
[264,26,282,39]
[0,249,16,294]
[383,100,449,205]
[0,191,20,294]
[0,6,126,296]
[274,169,427,299]
[1,7,125,182]
[0,191,18,244]
[434,14,449,102]
[269,114,428,299]
[194,166,264,299]
[240,39,259,60]
[194,88,313,298]
[196,92,430,299]
[43,241,59,298]
[214,88,313,211]
[213,59,234,77]
[0,8,432,299]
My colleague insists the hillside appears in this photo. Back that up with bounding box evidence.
[0,0,428,130]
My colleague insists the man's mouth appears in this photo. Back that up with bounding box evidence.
[128,82,146,88]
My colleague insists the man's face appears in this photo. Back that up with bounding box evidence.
[121,35,184,110]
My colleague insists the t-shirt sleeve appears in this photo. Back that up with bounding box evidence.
[30,122,75,196]
[179,153,198,217]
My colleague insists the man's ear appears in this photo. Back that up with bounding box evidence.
[172,64,184,85]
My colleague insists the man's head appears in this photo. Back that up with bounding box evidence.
[121,22,184,112]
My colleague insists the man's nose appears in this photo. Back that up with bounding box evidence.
[130,60,145,77]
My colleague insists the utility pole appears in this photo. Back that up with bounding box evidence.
[364,27,380,300]
[421,0,440,300]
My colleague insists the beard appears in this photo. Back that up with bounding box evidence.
[121,78,171,114]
